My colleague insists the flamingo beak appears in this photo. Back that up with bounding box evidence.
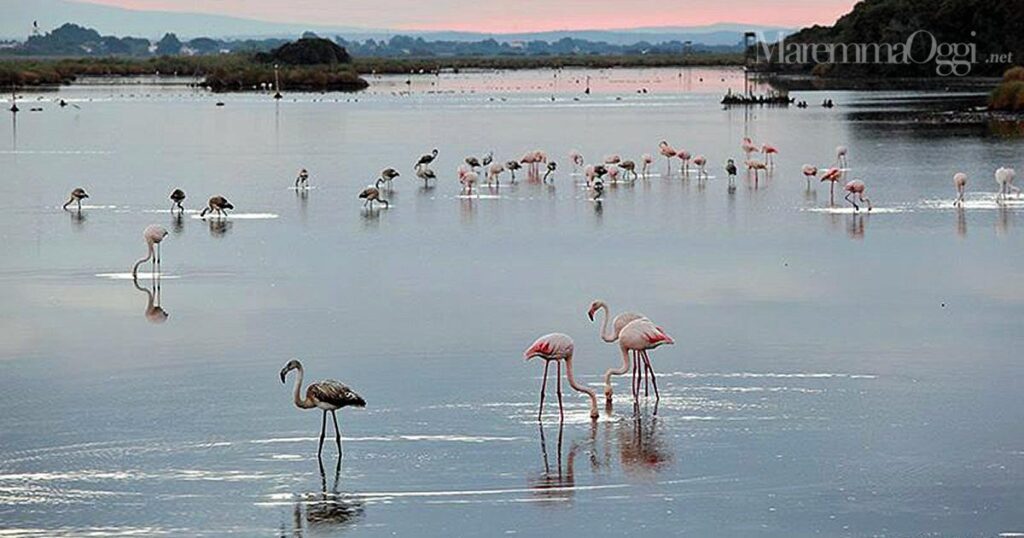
[279,368,288,383]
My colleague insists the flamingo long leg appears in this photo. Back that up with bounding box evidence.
[556,360,564,422]
[332,410,342,455]
[317,410,327,458]
[538,360,550,421]
[643,350,660,401]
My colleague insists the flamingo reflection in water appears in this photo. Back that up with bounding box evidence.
[132,273,168,324]
[283,458,365,537]
[529,421,599,506]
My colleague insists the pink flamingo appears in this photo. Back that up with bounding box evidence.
[995,167,1019,201]
[658,141,676,175]
[524,333,599,421]
[741,137,758,160]
[761,144,779,167]
[953,173,967,207]
[675,149,691,178]
[487,163,505,185]
[844,180,873,212]
[132,224,169,278]
[458,165,478,195]
[820,167,843,204]
[802,164,819,186]
[746,159,768,186]
[692,155,707,180]
[569,150,584,172]
[607,166,621,183]
[641,154,653,178]
[835,145,849,168]
[614,319,674,406]
[588,301,644,403]
[604,154,621,165]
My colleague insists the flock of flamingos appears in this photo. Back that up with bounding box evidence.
[57,136,1022,458]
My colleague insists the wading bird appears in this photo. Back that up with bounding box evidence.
[995,167,1019,201]
[619,160,637,181]
[836,145,849,168]
[458,166,478,195]
[169,189,186,214]
[62,188,89,211]
[692,155,707,181]
[543,162,557,183]
[505,160,522,182]
[416,165,437,186]
[641,154,653,178]
[199,196,233,218]
[132,224,169,278]
[741,137,758,160]
[465,155,482,170]
[604,154,621,165]
[676,149,692,177]
[416,148,438,169]
[761,144,779,167]
[725,159,738,188]
[616,319,674,407]
[953,172,967,207]
[820,167,843,204]
[746,159,768,186]
[295,169,310,189]
[658,141,676,175]
[588,300,644,403]
[378,168,400,190]
[280,359,366,458]
[569,150,584,172]
[359,186,388,209]
[801,164,819,186]
[487,163,505,185]
[523,333,599,421]
[844,180,873,212]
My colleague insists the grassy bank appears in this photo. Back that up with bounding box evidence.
[0,52,742,91]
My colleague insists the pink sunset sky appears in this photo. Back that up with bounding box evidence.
[67,0,859,32]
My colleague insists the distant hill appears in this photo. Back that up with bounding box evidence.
[770,0,1022,77]
[0,0,788,46]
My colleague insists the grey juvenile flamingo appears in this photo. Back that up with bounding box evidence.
[62,188,89,211]
[280,359,366,458]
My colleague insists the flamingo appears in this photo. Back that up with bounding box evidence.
[676,149,691,177]
[295,169,310,189]
[133,273,167,324]
[761,144,779,167]
[169,189,186,214]
[481,151,493,169]
[619,160,638,181]
[506,160,522,182]
[487,163,505,185]
[607,166,621,183]
[280,359,366,458]
[416,165,437,186]
[835,145,849,168]
[692,155,707,181]
[523,333,599,421]
[199,196,233,218]
[641,154,653,178]
[378,168,400,190]
[801,164,819,186]
[458,166,479,195]
[132,224,169,278]
[953,172,967,207]
[569,150,584,172]
[62,188,89,211]
[615,319,674,407]
[464,156,482,171]
[658,141,676,175]
[820,167,843,204]
[543,162,557,183]
[746,159,768,186]
[844,180,873,212]
[741,137,758,159]
[995,167,1019,200]
[415,148,438,169]
[725,159,738,188]
[588,301,644,402]
[604,154,621,165]
[359,186,388,208]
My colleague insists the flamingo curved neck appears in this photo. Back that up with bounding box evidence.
[597,304,616,343]
[292,368,315,409]
[603,345,631,399]
[132,242,154,276]
[564,358,598,419]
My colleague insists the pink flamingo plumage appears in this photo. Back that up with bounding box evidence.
[458,165,478,195]
[835,145,849,168]
[569,150,584,172]
[745,159,768,187]
[658,141,676,175]
[820,167,843,205]
[953,173,967,207]
[741,137,758,159]
[676,149,692,178]
[524,333,599,421]
[641,154,653,178]
[588,301,644,404]
[801,164,819,186]
[604,154,621,165]
[844,179,872,212]
[761,144,779,167]
[692,155,707,180]
[615,319,674,408]
[995,167,1019,201]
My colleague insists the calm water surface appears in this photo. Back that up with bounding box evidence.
[1,67,1022,537]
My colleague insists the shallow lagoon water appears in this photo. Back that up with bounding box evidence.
[1,67,1023,537]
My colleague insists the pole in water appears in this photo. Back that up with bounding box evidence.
[9,86,17,113]
[273,64,283,100]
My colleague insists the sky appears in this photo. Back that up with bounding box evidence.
[66,0,859,32]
